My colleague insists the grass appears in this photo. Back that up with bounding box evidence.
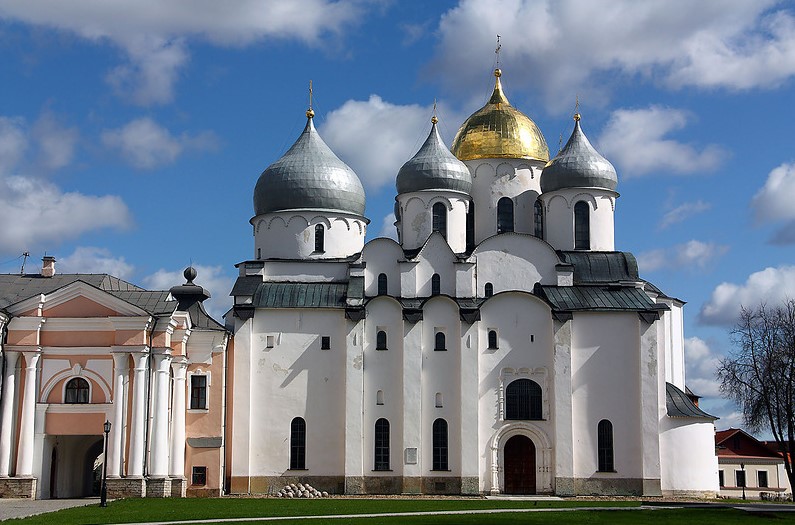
[5,498,793,525]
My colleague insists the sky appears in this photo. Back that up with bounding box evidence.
[1,0,794,432]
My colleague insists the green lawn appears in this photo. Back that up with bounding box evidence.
[5,498,793,525]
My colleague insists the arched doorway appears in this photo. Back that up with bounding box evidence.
[504,435,536,494]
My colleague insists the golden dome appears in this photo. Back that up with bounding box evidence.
[451,69,549,162]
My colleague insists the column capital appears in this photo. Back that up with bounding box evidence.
[21,351,41,369]
[171,357,189,376]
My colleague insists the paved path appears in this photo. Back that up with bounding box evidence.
[0,497,97,521]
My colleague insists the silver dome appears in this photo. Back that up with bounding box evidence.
[254,116,366,216]
[396,121,472,195]
[540,117,617,193]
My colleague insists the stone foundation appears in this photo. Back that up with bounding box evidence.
[170,477,187,498]
[244,475,346,495]
[106,477,146,498]
[187,487,223,497]
[146,478,172,498]
[0,477,37,498]
[573,477,644,496]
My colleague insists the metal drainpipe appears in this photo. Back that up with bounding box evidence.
[143,318,156,478]
[220,331,229,495]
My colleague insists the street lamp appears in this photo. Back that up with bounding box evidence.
[100,420,111,508]
[740,462,746,500]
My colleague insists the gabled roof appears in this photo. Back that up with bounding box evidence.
[716,428,783,459]
[558,251,639,284]
[538,284,662,312]
[0,273,143,310]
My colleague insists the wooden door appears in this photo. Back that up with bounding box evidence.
[504,435,536,494]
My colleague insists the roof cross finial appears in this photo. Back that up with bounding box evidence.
[306,80,315,119]
[495,35,501,68]
[432,98,438,124]
[573,94,581,121]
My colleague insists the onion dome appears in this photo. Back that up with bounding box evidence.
[540,113,617,193]
[396,116,472,195]
[451,69,549,162]
[253,109,366,216]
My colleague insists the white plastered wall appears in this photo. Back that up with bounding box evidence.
[660,418,719,495]
[541,189,616,251]
[252,211,366,260]
[397,191,469,253]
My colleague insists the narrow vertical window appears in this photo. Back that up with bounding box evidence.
[190,375,207,410]
[534,200,544,239]
[497,197,514,233]
[758,470,768,488]
[65,378,90,404]
[505,379,542,420]
[432,418,449,471]
[377,273,388,295]
[434,332,446,351]
[431,274,441,296]
[376,390,384,405]
[374,418,390,471]
[321,336,331,350]
[736,470,746,488]
[574,201,590,250]
[466,201,475,250]
[290,417,306,469]
[376,330,388,350]
[597,419,614,472]
[191,466,207,486]
[484,283,493,298]
[718,470,725,487]
[432,202,447,240]
[435,393,443,408]
[488,330,498,349]
[314,224,325,253]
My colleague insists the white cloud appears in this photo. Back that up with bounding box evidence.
[0,176,132,255]
[751,163,795,244]
[433,0,794,108]
[0,117,28,173]
[31,110,79,171]
[699,265,795,325]
[321,95,464,190]
[659,200,711,229]
[57,246,135,279]
[636,240,728,273]
[0,0,369,105]
[101,117,217,169]
[598,107,725,176]
[684,337,722,398]
[378,213,397,240]
[143,264,233,321]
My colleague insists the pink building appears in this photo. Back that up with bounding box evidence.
[0,257,230,498]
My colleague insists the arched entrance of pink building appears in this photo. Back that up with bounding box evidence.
[504,435,536,494]
[44,435,103,499]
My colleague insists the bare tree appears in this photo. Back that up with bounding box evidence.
[717,300,795,500]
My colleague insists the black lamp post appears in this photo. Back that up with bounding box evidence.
[740,462,746,500]
[100,420,111,507]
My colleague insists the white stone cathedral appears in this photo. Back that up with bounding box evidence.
[228,69,719,496]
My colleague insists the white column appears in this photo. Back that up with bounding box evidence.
[552,319,575,496]
[169,357,188,478]
[0,351,20,476]
[15,352,40,476]
[149,351,172,478]
[108,353,129,478]
[128,351,149,477]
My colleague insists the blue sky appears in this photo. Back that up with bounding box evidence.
[1,0,794,430]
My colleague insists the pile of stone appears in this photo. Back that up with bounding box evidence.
[274,483,329,498]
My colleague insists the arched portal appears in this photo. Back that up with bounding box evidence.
[44,435,103,499]
[503,435,536,494]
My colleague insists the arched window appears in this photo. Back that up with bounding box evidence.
[484,282,494,298]
[432,202,447,240]
[598,419,614,472]
[376,330,388,350]
[534,200,544,239]
[505,379,542,420]
[374,418,390,471]
[488,330,498,349]
[432,418,449,471]
[435,332,446,351]
[377,273,388,295]
[435,392,443,408]
[574,201,590,250]
[65,377,90,404]
[314,224,325,253]
[431,274,441,296]
[497,197,514,234]
[376,390,384,405]
[290,417,306,469]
